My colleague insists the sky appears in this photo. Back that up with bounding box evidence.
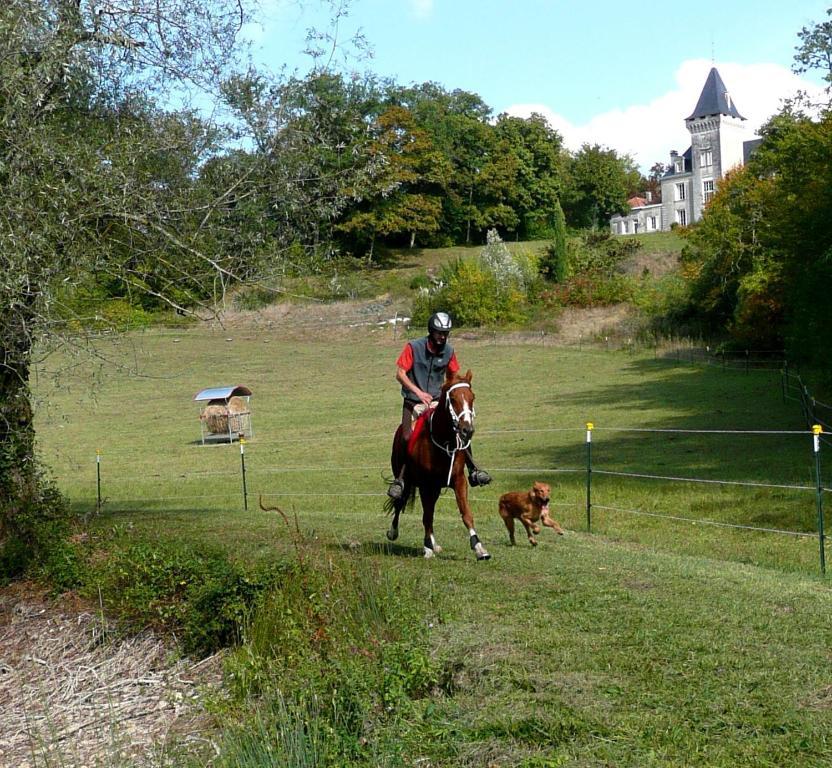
[243,0,830,172]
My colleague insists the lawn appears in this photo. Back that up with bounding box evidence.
[30,327,832,766]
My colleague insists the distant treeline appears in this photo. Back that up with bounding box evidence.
[206,73,645,261]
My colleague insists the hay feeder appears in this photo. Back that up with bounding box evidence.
[194,385,254,444]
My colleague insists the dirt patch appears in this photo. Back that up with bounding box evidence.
[0,583,221,767]
[205,295,410,339]
[200,294,642,349]
[548,304,639,344]
[622,248,680,278]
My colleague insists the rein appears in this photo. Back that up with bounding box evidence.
[429,381,475,486]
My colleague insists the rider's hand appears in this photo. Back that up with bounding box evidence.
[418,390,433,406]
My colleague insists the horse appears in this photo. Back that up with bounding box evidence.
[385,369,491,561]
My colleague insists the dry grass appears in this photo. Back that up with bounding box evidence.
[0,583,222,768]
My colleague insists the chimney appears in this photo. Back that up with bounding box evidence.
[645,190,653,203]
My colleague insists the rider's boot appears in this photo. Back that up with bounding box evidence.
[387,468,406,500]
[464,449,491,487]
[387,437,409,500]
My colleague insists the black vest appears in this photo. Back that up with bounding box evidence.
[401,336,454,403]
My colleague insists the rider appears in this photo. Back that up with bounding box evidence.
[387,311,491,500]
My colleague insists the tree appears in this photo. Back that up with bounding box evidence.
[0,0,257,572]
[561,143,636,228]
[646,161,667,203]
[541,198,568,282]
[219,69,384,267]
[794,7,832,108]
[388,83,495,243]
[335,104,451,256]
[493,113,565,240]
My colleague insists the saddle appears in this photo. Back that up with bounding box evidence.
[407,402,436,456]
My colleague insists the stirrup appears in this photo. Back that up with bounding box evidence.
[387,478,405,500]
[468,469,492,487]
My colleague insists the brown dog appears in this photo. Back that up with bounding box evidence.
[498,481,564,546]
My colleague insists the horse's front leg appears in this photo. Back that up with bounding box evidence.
[452,468,491,561]
[420,483,442,558]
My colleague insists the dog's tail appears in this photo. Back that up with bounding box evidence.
[259,494,289,525]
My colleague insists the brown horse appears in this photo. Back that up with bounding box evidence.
[385,369,491,561]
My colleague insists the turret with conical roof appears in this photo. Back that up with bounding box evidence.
[686,67,746,121]
[680,66,749,224]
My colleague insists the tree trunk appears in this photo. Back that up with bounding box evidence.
[409,231,416,249]
[0,310,39,548]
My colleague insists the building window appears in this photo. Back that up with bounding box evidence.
[633,220,640,233]
[676,182,686,201]
[649,216,657,230]
[703,179,715,203]
[623,220,629,234]
[700,149,713,167]
[677,209,687,227]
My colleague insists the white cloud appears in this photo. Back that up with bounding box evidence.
[507,59,824,173]
[410,0,434,20]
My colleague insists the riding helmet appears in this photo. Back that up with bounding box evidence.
[428,311,453,334]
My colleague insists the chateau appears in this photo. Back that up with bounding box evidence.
[610,67,761,234]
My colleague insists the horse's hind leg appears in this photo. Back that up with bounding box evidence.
[386,495,405,541]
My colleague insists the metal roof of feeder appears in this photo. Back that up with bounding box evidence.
[194,385,253,401]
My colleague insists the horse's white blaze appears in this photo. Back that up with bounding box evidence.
[459,399,474,425]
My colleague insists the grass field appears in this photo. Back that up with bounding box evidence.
[31,327,832,766]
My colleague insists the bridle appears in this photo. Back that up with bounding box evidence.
[430,381,475,485]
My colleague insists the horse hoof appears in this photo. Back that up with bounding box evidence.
[474,543,491,561]
[433,543,443,553]
[386,527,399,542]
[423,547,435,559]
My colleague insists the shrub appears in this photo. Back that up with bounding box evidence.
[412,231,533,328]
[86,539,281,657]
[0,470,73,585]
[233,285,275,311]
[218,552,437,764]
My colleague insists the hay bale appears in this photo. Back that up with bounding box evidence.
[227,396,248,415]
[199,396,250,435]
[200,403,229,434]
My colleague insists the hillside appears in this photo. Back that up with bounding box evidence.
[215,231,685,346]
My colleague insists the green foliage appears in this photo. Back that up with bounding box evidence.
[0,468,72,585]
[539,229,640,309]
[85,539,280,657]
[217,551,435,765]
[413,232,535,327]
[540,198,568,282]
[232,286,276,311]
[562,143,642,228]
[408,273,431,291]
